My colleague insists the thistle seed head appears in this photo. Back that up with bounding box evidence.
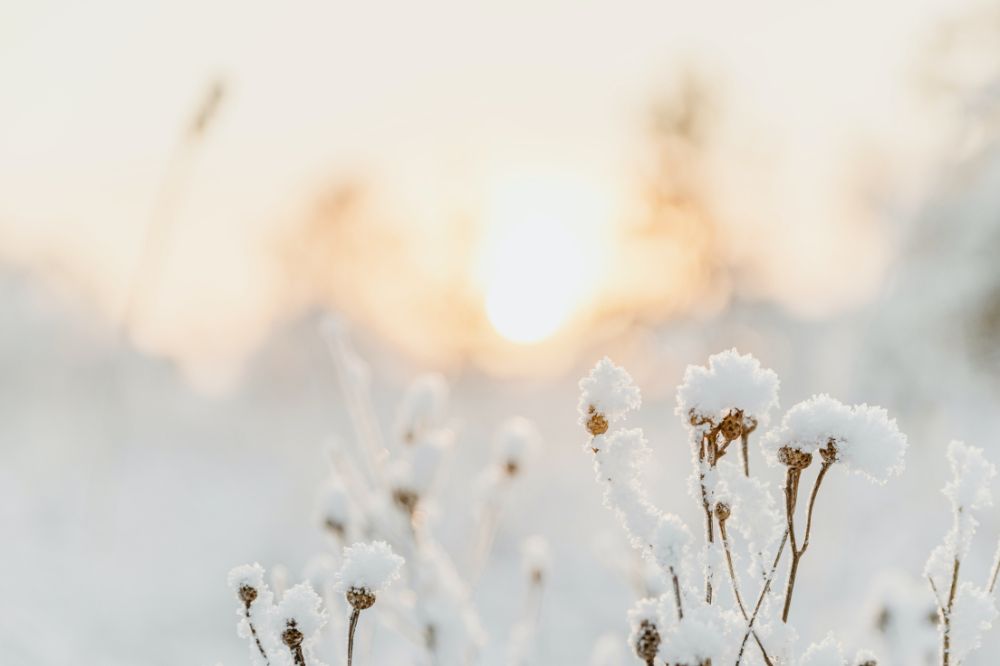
[586,405,609,436]
[347,586,376,610]
[238,584,257,607]
[281,620,304,649]
[715,502,731,522]
[634,619,660,662]
[778,446,813,470]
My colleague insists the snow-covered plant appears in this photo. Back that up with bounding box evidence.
[579,350,908,665]
[274,583,328,666]
[227,319,548,666]
[228,563,274,666]
[925,440,999,665]
[335,540,404,666]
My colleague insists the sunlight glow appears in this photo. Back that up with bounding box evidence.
[480,174,610,344]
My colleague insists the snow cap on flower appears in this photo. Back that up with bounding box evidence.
[661,601,731,665]
[493,416,541,476]
[676,349,779,427]
[397,373,449,443]
[800,633,845,666]
[943,440,996,512]
[949,582,998,663]
[316,475,352,538]
[627,597,662,663]
[578,357,641,435]
[273,582,327,644]
[763,395,906,483]
[650,514,691,572]
[521,535,551,583]
[335,540,404,595]
[229,563,267,600]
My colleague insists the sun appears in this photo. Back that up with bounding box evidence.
[479,173,610,344]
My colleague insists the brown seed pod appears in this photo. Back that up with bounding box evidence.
[778,446,813,470]
[238,585,258,606]
[634,620,661,662]
[347,587,376,610]
[719,410,744,442]
[392,488,419,517]
[586,405,609,436]
[715,502,732,522]
[820,440,839,464]
[281,621,304,649]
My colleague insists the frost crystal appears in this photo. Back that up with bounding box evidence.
[949,582,998,663]
[578,357,641,431]
[943,440,996,512]
[650,514,691,573]
[592,428,660,552]
[676,349,779,425]
[335,540,404,594]
[799,633,845,666]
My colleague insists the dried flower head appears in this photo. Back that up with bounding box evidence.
[578,357,641,438]
[346,587,376,610]
[628,598,662,664]
[777,446,813,470]
[714,501,731,523]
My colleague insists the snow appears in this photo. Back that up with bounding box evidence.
[762,395,907,483]
[334,541,404,594]
[676,348,779,425]
[944,440,997,513]
[396,374,449,444]
[577,357,641,428]
[799,633,845,666]
[950,583,998,664]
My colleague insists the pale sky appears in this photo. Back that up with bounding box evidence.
[0,0,987,384]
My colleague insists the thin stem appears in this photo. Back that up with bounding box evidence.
[720,518,774,666]
[699,431,716,604]
[781,461,830,623]
[736,530,789,665]
[244,604,271,665]
[943,557,960,666]
[669,566,684,621]
[988,538,1000,594]
[347,609,361,666]
[719,519,747,617]
[741,434,750,477]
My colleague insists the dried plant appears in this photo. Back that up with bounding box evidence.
[578,350,916,665]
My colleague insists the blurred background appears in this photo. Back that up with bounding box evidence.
[4,0,1000,663]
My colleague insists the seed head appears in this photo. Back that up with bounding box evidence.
[633,619,660,662]
[778,446,813,470]
[820,440,839,464]
[281,620,304,649]
[238,584,257,607]
[346,586,376,610]
[392,488,419,518]
[504,460,520,477]
[586,405,609,436]
[715,502,731,522]
[719,409,744,442]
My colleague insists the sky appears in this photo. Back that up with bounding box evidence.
[0,0,989,386]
